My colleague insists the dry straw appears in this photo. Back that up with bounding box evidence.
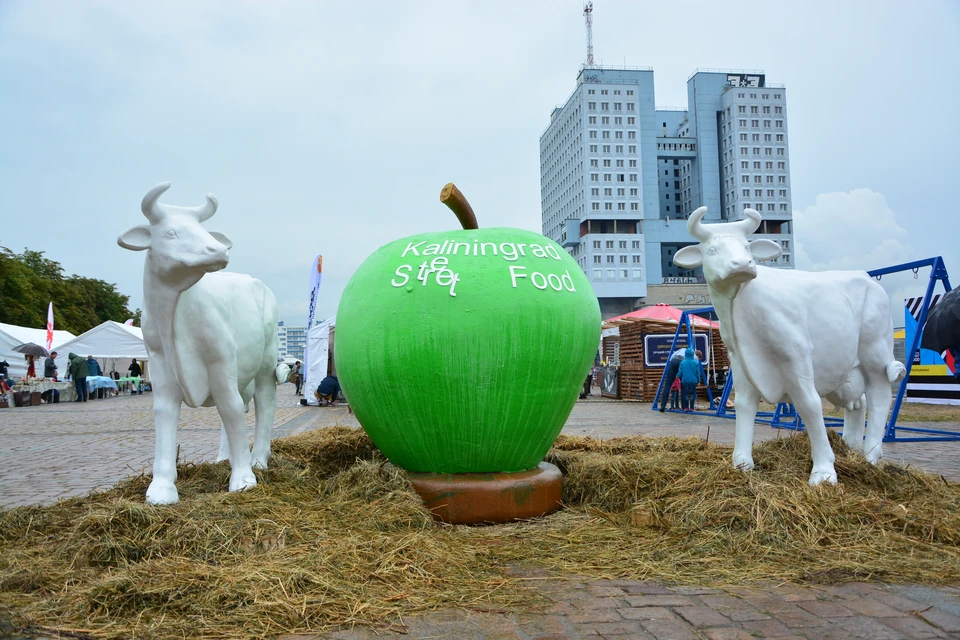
[2,426,959,638]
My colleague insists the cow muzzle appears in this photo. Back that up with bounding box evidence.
[722,261,757,283]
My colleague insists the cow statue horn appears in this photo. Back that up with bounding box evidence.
[687,206,711,241]
[141,182,172,224]
[731,208,762,237]
[189,194,219,222]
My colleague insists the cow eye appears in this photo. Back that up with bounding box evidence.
[165,230,179,239]
[707,246,718,255]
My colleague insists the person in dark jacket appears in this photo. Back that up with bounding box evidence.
[677,348,702,412]
[128,360,142,377]
[86,356,102,377]
[314,375,340,407]
[68,352,89,402]
[44,351,59,379]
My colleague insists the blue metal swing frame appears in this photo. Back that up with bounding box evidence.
[651,257,958,442]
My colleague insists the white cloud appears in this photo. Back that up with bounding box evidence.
[792,189,952,327]
[794,189,913,272]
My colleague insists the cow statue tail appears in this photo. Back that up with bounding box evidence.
[886,361,907,383]
[275,363,292,385]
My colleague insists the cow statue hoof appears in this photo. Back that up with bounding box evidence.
[732,452,755,472]
[808,467,838,486]
[146,480,180,505]
[863,448,882,465]
[251,449,271,470]
[230,470,258,493]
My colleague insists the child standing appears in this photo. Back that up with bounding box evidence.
[677,348,702,412]
[669,376,681,410]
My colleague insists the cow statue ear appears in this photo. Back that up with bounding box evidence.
[117,226,152,251]
[209,231,233,250]
[673,245,703,269]
[748,239,783,262]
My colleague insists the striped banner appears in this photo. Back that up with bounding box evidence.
[904,296,959,405]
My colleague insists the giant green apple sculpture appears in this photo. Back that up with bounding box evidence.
[336,184,600,485]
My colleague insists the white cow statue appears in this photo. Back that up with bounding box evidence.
[118,183,287,504]
[674,207,906,485]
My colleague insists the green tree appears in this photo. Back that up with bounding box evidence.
[0,246,136,334]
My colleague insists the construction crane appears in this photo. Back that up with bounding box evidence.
[583,2,595,67]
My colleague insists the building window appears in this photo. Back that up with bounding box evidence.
[591,173,599,182]
[775,106,783,114]
[589,131,597,139]
[763,106,770,114]
[742,189,749,196]
[780,204,788,211]
[601,102,609,111]
[604,173,612,182]
[627,117,635,124]
[764,134,771,142]
[606,255,614,263]
[777,148,784,155]
[619,255,628,264]
[632,255,641,263]
[602,131,610,139]
[764,148,772,155]
[779,189,786,197]
[628,145,636,153]
[626,103,634,110]
[603,144,611,152]
[588,102,596,110]
[754,175,762,183]
[593,255,601,264]
[627,90,634,95]
[751,106,758,114]
[742,176,750,183]
[607,269,616,278]
[593,269,602,279]
[632,240,640,249]
[778,176,786,183]
[614,102,622,111]
[630,202,638,210]
[753,147,760,155]
[590,159,599,167]
[601,89,608,95]
[740,147,748,154]
[593,240,601,249]
[776,134,784,142]
[591,187,599,196]
[604,202,613,210]
[738,105,746,113]
[604,188,613,196]
[617,203,626,210]
[740,133,748,141]
[751,119,759,127]
[629,174,637,182]
[776,120,783,127]
[590,144,598,152]
[627,131,635,139]
[591,202,600,210]
[782,240,790,249]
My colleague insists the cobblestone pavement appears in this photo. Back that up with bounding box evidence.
[2,385,960,639]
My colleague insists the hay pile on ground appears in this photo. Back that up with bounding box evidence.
[2,426,959,638]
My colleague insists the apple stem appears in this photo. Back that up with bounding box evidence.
[440,183,479,230]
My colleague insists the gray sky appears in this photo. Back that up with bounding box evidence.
[1,1,958,327]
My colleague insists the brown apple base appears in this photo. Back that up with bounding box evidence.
[407,462,563,525]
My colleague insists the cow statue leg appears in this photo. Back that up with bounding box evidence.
[210,381,257,493]
[731,359,761,472]
[250,369,277,469]
[792,385,837,485]
[216,427,230,463]
[862,374,895,465]
[146,368,184,505]
[840,394,867,454]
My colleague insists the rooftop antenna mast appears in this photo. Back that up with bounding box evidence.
[583,2,595,67]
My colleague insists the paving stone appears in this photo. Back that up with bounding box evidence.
[775,611,832,629]
[699,594,749,610]
[770,585,821,602]
[881,615,949,638]
[586,585,626,597]
[623,594,695,608]
[741,618,796,637]
[580,619,647,636]
[876,593,933,613]
[567,608,622,624]
[797,598,856,617]
[834,615,912,639]
[673,605,731,628]
[727,607,771,622]
[673,586,721,595]
[620,584,674,595]
[617,606,676,621]
[743,596,807,616]
[843,597,911,618]
[918,608,960,633]
[638,618,701,640]
[702,628,758,640]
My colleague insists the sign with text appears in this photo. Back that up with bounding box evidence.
[644,333,709,367]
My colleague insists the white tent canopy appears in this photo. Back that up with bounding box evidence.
[52,321,148,378]
[304,316,335,406]
[0,321,75,379]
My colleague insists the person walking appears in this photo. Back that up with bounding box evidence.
[44,351,59,380]
[677,348,702,412]
[293,361,303,395]
[68,352,90,402]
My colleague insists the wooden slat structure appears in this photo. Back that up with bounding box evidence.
[602,317,730,402]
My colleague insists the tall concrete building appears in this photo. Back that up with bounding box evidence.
[277,321,306,361]
[540,67,794,318]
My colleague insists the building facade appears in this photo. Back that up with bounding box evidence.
[540,67,794,318]
[277,322,306,361]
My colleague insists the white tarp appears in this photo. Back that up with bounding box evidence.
[51,321,148,379]
[0,321,75,379]
[303,316,335,406]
